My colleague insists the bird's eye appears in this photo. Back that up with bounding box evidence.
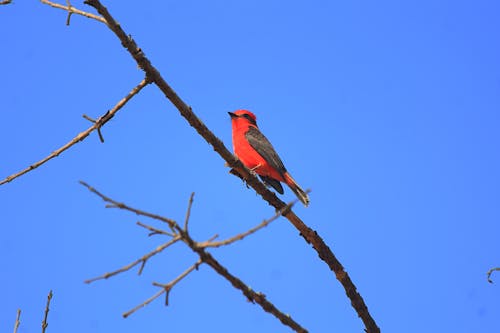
[243,114,251,120]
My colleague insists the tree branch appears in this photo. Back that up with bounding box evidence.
[198,197,298,248]
[123,259,202,318]
[0,78,150,186]
[81,1,379,331]
[81,181,308,333]
[487,267,500,283]
[41,290,53,333]
[13,309,21,333]
[84,236,181,284]
[40,0,106,24]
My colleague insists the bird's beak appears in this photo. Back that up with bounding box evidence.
[228,112,237,118]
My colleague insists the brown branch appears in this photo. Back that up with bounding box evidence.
[13,309,21,333]
[183,192,194,231]
[136,221,176,238]
[81,181,308,333]
[487,267,500,283]
[40,0,106,24]
[85,236,181,284]
[41,290,53,333]
[0,0,12,5]
[123,259,202,318]
[198,197,298,248]
[81,1,379,331]
[0,78,150,186]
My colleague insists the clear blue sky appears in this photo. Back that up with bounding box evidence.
[1,1,499,332]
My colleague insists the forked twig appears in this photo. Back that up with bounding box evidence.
[81,181,308,333]
[85,236,181,284]
[80,2,379,331]
[40,0,106,24]
[198,197,299,248]
[0,78,149,186]
[123,259,202,318]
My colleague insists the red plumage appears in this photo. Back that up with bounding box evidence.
[228,110,309,206]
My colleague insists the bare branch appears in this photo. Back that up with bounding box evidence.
[40,0,106,24]
[199,197,298,248]
[0,0,12,5]
[78,1,378,330]
[183,192,195,231]
[78,3,378,330]
[136,221,176,238]
[85,236,181,284]
[13,309,21,333]
[487,267,500,283]
[82,182,308,333]
[0,78,150,186]
[79,181,178,227]
[121,288,164,319]
[41,290,53,333]
[123,259,202,318]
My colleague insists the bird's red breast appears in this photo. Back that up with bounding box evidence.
[228,109,310,206]
[229,110,286,182]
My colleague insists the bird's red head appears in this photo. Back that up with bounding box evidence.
[228,110,258,128]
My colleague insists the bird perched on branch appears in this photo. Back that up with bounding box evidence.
[228,110,309,207]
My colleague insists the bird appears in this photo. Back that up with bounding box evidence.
[228,110,309,206]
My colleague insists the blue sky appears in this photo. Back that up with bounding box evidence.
[1,1,499,332]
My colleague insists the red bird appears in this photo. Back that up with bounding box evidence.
[228,110,309,206]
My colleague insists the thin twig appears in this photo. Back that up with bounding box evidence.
[82,182,308,333]
[121,288,164,319]
[85,236,181,284]
[0,0,12,5]
[487,267,500,283]
[40,0,106,24]
[199,198,298,248]
[136,221,176,237]
[183,192,195,231]
[82,114,105,142]
[0,78,149,186]
[80,181,178,227]
[41,290,53,333]
[80,2,379,331]
[13,309,21,333]
[123,259,202,318]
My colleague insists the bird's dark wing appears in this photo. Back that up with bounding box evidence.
[245,126,287,176]
[259,175,284,194]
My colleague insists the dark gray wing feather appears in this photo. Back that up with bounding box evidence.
[259,175,284,194]
[245,127,287,176]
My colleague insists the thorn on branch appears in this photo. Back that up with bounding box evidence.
[65,0,73,25]
[41,0,106,24]
[83,113,106,143]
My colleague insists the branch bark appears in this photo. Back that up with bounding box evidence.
[82,1,379,331]
[81,182,308,333]
[0,78,149,186]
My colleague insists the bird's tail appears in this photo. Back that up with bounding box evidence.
[284,172,310,207]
